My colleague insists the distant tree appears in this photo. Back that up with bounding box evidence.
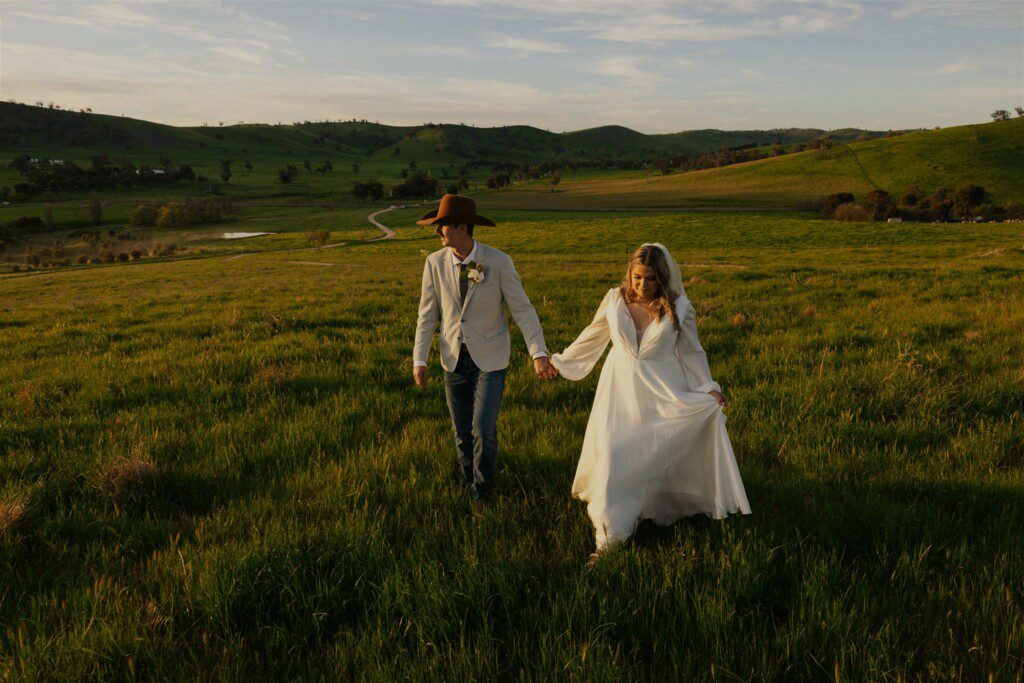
[159,156,174,173]
[400,169,409,179]
[352,180,369,201]
[88,192,102,226]
[833,203,872,222]
[43,203,55,230]
[486,173,511,190]
[864,189,893,220]
[352,162,360,174]
[896,186,925,210]
[1016,106,1024,118]
[244,160,253,170]
[409,160,417,170]
[456,175,469,191]
[950,184,989,219]
[278,164,299,184]
[303,160,312,173]
[10,155,32,175]
[990,110,1011,122]
[821,192,855,219]
[352,179,385,201]
[446,183,458,195]
[219,159,232,184]
[366,179,384,201]
[322,160,333,173]
[549,171,561,193]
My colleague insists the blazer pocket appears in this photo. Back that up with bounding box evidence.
[483,326,506,341]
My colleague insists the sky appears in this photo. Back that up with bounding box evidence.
[1,0,1022,133]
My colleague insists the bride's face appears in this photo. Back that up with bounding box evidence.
[630,264,659,301]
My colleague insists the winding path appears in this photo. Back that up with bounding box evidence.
[223,202,413,263]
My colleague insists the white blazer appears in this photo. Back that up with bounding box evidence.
[414,241,547,372]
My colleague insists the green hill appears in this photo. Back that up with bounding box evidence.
[478,118,1024,208]
[0,102,888,165]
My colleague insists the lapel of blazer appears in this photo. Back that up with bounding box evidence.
[460,242,487,315]
[437,249,461,310]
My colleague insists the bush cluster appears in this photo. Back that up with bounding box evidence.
[820,184,1015,223]
[129,197,232,228]
[3,155,196,198]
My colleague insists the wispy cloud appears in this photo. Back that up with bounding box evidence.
[891,0,1020,27]
[936,62,972,75]
[484,32,571,53]
[589,56,659,82]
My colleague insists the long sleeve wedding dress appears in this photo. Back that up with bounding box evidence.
[551,286,751,550]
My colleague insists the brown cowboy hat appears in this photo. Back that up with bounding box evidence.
[416,194,496,227]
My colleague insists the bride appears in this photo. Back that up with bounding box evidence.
[550,243,751,562]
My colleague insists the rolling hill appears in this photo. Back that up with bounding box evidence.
[476,118,1024,209]
[0,101,889,166]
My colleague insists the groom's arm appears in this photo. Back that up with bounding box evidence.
[495,255,552,376]
[413,259,439,385]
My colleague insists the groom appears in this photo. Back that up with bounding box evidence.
[413,194,556,504]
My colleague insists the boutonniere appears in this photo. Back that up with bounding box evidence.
[461,260,486,285]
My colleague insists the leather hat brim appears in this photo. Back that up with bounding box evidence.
[416,210,496,227]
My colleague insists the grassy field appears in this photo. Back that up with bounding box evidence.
[2,207,1022,678]
[478,118,1024,209]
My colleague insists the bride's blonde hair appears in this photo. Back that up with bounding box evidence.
[619,245,680,331]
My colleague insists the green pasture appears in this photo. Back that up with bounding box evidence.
[2,208,1022,678]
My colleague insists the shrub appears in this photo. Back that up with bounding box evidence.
[974,204,1006,222]
[896,186,925,209]
[101,251,116,263]
[76,255,88,264]
[117,252,129,262]
[864,189,894,220]
[821,193,855,218]
[833,202,873,222]
[156,202,187,228]
[950,184,989,219]
[1004,202,1024,220]
[11,265,20,272]
[88,257,102,264]
[129,203,160,226]
[130,250,143,260]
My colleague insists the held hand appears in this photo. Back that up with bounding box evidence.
[534,356,558,380]
[709,390,728,407]
[413,366,428,389]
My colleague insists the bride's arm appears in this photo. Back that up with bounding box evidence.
[675,298,721,393]
[550,289,614,381]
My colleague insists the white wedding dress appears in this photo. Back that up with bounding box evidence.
[551,247,751,550]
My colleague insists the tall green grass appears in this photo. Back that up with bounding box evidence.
[1,210,1022,678]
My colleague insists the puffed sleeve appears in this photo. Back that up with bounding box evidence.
[550,288,615,381]
[675,297,721,393]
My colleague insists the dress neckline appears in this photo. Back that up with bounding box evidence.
[622,296,661,352]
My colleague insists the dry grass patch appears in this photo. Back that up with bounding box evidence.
[99,458,160,499]
[687,275,708,286]
[732,312,750,327]
[803,305,818,318]
[0,499,29,538]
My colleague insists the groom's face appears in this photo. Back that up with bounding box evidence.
[436,223,469,248]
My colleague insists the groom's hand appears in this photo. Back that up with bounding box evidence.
[413,366,428,389]
[533,356,558,380]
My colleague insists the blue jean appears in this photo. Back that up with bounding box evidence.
[443,348,506,500]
